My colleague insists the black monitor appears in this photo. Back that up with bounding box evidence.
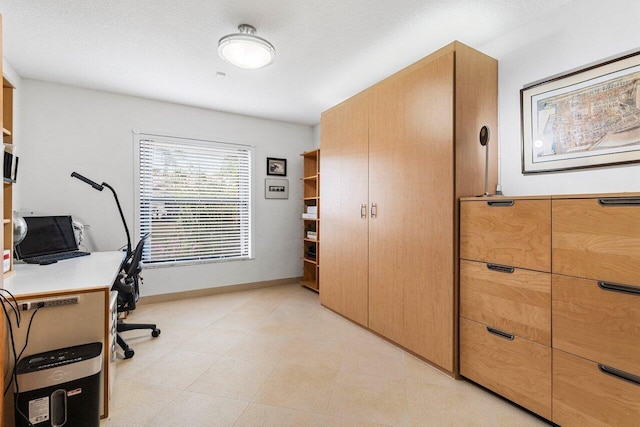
[15,216,79,259]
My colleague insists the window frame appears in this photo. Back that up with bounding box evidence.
[133,130,256,267]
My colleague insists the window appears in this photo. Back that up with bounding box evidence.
[136,133,253,265]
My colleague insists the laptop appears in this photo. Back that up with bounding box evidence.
[15,216,90,264]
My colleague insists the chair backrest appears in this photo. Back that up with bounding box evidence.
[125,233,150,277]
[116,233,150,312]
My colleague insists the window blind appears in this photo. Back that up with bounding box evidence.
[138,136,252,264]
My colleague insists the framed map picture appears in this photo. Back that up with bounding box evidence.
[521,50,640,173]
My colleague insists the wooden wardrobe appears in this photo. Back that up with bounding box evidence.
[320,41,497,375]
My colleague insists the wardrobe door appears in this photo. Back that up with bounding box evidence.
[319,92,370,327]
[368,53,455,369]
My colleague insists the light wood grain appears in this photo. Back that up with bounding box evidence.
[460,198,551,272]
[552,198,640,286]
[320,42,497,375]
[0,15,5,426]
[460,260,551,345]
[459,318,552,419]
[319,91,370,327]
[552,274,640,375]
[301,150,320,291]
[553,349,640,427]
[368,52,455,370]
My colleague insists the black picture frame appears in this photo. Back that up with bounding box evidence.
[266,157,287,176]
[521,49,640,173]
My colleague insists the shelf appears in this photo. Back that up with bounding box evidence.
[303,238,318,243]
[303,257,317,265]
[300,280,319,293]
[2,128,11,136]
[302,218,319,222]
[3,219,10,224]
[303,175,318,181]
[303,196,319,201]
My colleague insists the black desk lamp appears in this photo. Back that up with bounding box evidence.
[71,172,132,256]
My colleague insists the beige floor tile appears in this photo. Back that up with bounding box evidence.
[253,313,312,336]
[340,332,406,379]
[327,372,409,426]
[101,379,182,426]
[253,362,339,412]
[299,307,362,345]
[187,355,279,399]
[403,353,455,387]
[281,336,347,370]
[129,349,221,389]
[235,403,387,427]
[146,390,248,426]
[224,331,294,363]
[187,326,249,355]
[211,306,270,331]
[107,285,549,427]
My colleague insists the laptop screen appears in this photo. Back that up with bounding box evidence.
[15,216,79,259]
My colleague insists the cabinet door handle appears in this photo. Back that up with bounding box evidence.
[598,197,640,207]
[598,281,640,296]
[486,263,515,274]
[371,203,378,219]
[361,204,367,219]
[486,326,514,341]
[599,364,640,386]
[487,200,514,207]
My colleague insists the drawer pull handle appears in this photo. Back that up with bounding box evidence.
[486,326,514,341]
[487,200,514,207]
[599,364,640,386]
[598,197,640,206]
[598,281,640,296]
[487,263,515,274]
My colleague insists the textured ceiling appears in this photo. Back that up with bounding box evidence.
[0,0,573,125]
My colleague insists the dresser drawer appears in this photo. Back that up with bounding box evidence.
[553,274,640,375]
[460,199,551,272]
[553,349,640,427]
[460,260,550,345]
[552,197,640,286]
[459,318,551,419]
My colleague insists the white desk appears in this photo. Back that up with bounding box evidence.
[2,251,124,422]
[5,251,125,297]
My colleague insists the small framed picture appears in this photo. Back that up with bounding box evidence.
[267,157,287,176]
[265,178,289,199]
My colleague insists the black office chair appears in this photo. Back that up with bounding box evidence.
[112,233,160,359]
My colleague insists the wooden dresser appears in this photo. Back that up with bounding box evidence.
[460,193,640,426]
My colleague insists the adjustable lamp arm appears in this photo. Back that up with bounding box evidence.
[71,172,132,256]
[101,183,132,256]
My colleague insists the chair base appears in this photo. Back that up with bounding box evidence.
[117,320,161,359]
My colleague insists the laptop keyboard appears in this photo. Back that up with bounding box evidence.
[23,251,90,264]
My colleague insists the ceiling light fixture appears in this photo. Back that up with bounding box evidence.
[218,24,276,70]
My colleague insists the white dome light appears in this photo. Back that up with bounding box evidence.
[218,24,275,70]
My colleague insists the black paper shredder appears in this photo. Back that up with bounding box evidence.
[15,342,102,427]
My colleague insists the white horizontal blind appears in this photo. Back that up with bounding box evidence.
[138,136,252,264]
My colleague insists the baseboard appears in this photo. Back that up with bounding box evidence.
[138,276,303,305]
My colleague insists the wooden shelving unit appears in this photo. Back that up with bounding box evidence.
[301,149,320,292]
[3,76,15,278]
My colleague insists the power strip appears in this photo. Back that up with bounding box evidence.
[20,297,79,311]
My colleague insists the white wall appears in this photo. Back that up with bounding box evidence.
[17,80,314,296]
[479,0,640,195]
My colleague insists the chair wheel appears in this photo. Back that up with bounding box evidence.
[124,348,135,359]
[152,328,161,337]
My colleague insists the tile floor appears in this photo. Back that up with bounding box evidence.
[101,284,550,426]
